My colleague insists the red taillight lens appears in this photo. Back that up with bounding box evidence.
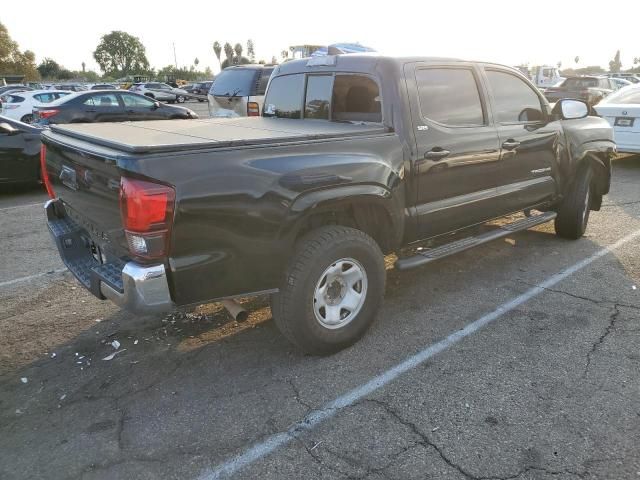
[40,144,55,199]
[247,102,260,116]
[119,178,175,260]
[38,109,60,119]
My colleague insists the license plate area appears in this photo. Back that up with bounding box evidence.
[614,117,635,127]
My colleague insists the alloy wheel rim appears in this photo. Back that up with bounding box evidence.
[313,258,368,330]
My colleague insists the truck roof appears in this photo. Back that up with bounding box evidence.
[274,54,521,77]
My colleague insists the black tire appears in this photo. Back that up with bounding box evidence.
[20,114,33,124]
[144,93,154,99]
[554,166,593,239]
[271,226,386,355]
[176,96,185,103]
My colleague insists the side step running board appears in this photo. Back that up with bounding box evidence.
[395,211,557,271]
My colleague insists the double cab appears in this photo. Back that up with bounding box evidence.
[41,55,615,354]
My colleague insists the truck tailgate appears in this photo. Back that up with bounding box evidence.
[42,133,128,258]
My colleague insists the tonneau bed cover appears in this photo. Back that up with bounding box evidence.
[46,117,388,154]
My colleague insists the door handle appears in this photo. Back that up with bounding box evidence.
[423,148,450,161]
[502,139,520,150]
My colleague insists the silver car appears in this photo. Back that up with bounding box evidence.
[208,65,274,118]
[129,82,188,104]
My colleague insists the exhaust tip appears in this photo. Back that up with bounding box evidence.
[221,299,248,323]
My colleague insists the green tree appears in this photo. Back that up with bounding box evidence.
[0,22,40,80]
[609,50,622,73]
[37,58,61,79]
[93,31,150,77]
[246,39,255,63]
[194,57,199,68]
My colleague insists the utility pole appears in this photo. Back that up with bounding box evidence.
[173,42,178,69]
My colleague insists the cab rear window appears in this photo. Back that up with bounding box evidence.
[211,69,258,97]
[263,73,381,123]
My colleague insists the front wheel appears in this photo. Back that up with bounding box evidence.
[271,226,386,355]
[20,114,34,124]
[176,96,185,103]
[554,166,593,239]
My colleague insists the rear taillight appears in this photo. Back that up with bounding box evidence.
[119,177,175,260]
[40,144,55,199]
[247,102,260,116]
[37,109,60,119]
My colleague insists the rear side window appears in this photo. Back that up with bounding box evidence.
[563,78,597,89]
[83,94,119,107]
[212,69,258,97]
[332,75,381,123]
[5,95,25,103]
[263,74,304,118]
[33,93,58,103]
[304,75,332,119]
[416,68,484,126]
[485,70,543,123]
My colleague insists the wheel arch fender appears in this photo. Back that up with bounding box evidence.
[573,141,615,198]
[283,184,405,253]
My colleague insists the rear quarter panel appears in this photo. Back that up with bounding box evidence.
[135,133,405,305]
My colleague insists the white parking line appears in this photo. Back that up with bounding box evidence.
[0,202,44,213]
[198,227,640,480]
[0,268,67,288]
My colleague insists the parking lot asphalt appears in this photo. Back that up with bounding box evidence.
[1,156,639,480]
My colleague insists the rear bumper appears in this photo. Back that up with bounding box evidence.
[45,199,173,314]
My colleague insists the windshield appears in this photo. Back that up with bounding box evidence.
[562,78,597,88]
[211,69,257,97]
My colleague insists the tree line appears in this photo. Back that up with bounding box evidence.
[0,22,266,83]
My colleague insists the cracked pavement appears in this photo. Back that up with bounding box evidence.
[1,155,640,480]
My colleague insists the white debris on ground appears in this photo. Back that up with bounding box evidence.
[102,349,126,361]
[20,377,28,384]
[111,340,120,350]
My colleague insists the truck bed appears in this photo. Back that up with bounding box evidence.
[48,117,387,154]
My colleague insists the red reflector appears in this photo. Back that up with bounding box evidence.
[40,144,55,199]
[38,109,59,119]
[247,102,260,116]
[119,178,175,232]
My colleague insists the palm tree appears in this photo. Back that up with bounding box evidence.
[213,42,222,66]
[194,57,199,68]
[81,61,86,73]
[234,43,243,64]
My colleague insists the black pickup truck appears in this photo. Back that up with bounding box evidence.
[41,55,615,354]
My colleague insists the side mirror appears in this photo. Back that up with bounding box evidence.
[152,101,161,110]
[0,122,19,135]
[558,99,589,120]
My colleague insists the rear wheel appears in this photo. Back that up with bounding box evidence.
[144,93,154,99]
[176,95,185,103]
[554,166,593,239]
[20,114,33,124]
[271,226,385,355]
